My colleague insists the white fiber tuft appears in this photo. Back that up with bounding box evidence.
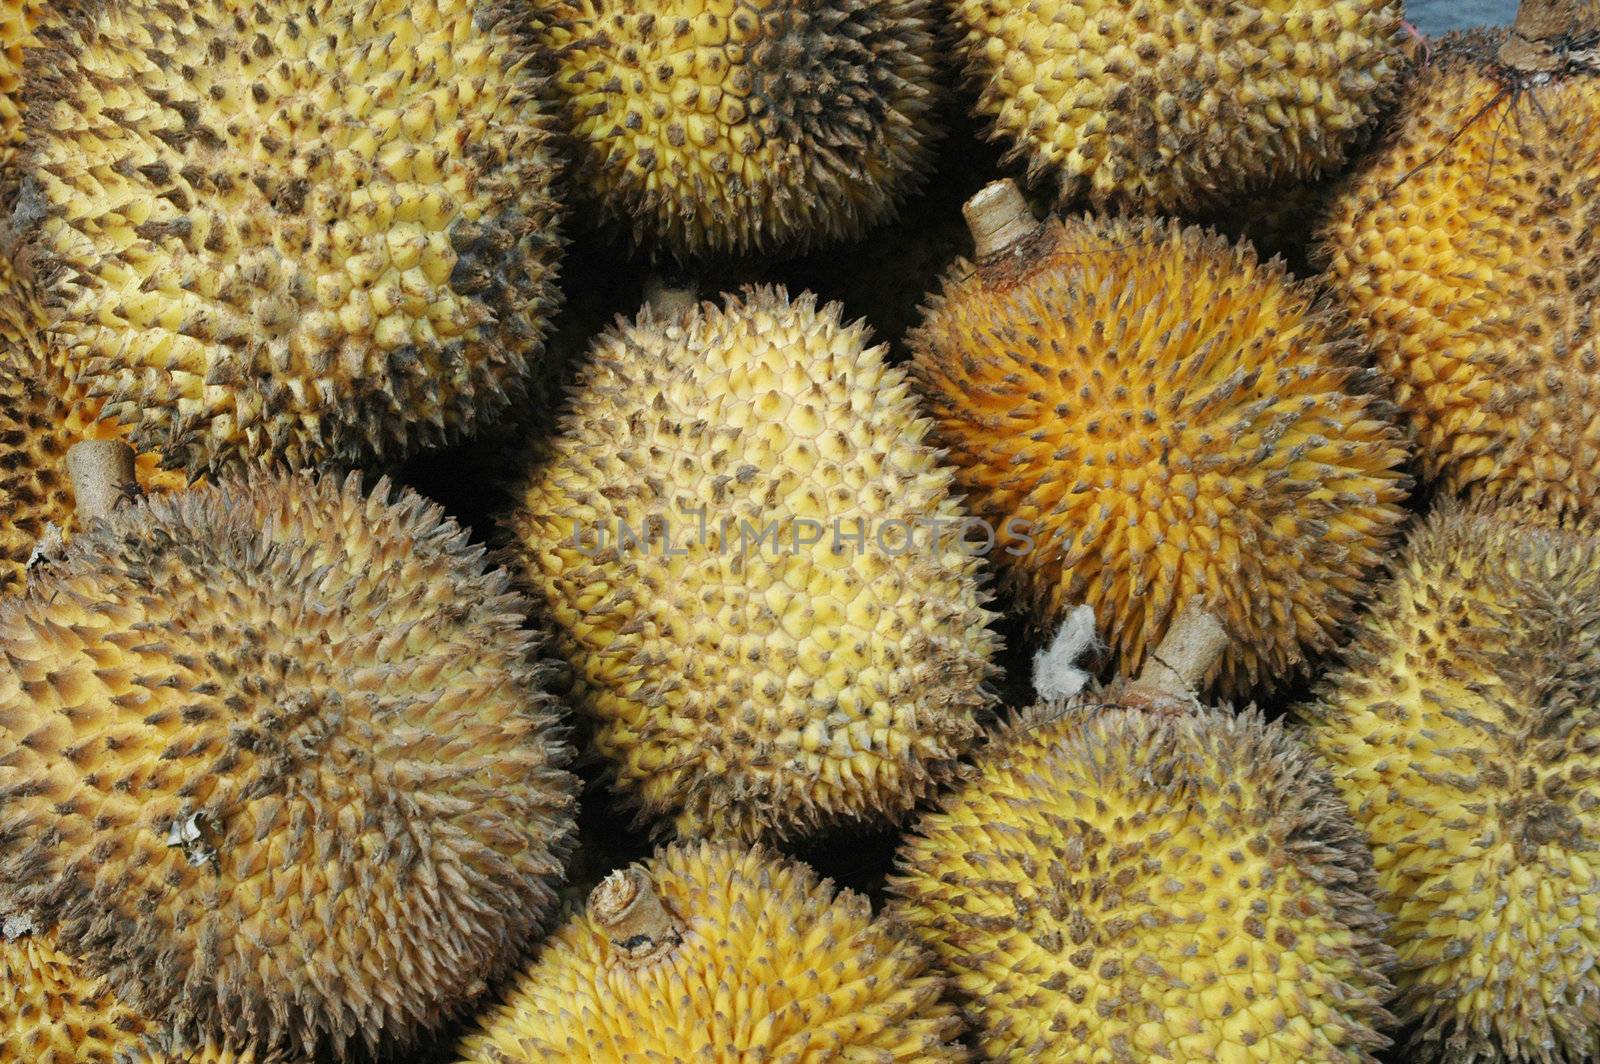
[1032,604,1100,702]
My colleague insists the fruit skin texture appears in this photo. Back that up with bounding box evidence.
[0,0,69,195]
[0,266,186,594]
[15,0,565,476]
[1319,30,1600,518]
[948,0,1405,214]
[538,0,940,259]
[1299,503,1600,1064]
[454,840,968,1063]
[1,926,155,1064]
[0,926,282,1063]
[0,471,579,1060]
[890,702,1396,1064]
[909,214,1411,695]
[500,287,999,842]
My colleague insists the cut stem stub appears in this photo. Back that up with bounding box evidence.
[66,440,139,524]
[590,866,682,968]
[1133,598,1228,702]
[964,180,1044,260]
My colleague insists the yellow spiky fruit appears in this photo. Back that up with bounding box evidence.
[0,925,281,1063]
[0,0,65,193]
[538,0,940,258]
[15,0,564,476]
[0,270,186,594]
[908,184,1411,695]
[946,0,1405,214]
[890,698,1397,1063]
[455,841,968,1062]
[1299,501,1600,1063]
[0,471,579,1060]
[1319,11,1600,518]
[500,286,999,842]
[1,924,156,1064]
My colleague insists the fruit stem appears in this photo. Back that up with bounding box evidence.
[1134,598,1228,700]
[590,866,682,968]
[643,276,698,315]
[964,180,1042,260]
[1512,0,1599,41]
[65,440,139,524]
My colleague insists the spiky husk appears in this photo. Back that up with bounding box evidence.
[0,471,579,1060]
[1,926,156,1063]
[908,214,1411,695]
[500,287,999,842]
[1299,502,1600,1063]
[890,701,1396,1063]
[948,0,1405,214]
[0,926,281,1063]
[0,0,63,195]
[15,0,565,475]
[0,265,186,594]
[1319,29,1600,517]
[538,0,940,258]
[455,840,968,1062]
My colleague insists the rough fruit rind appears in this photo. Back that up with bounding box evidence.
[891,702,1397,1063]
[949,0,1405,214]
[0,471,579,1060]
[538,0,941,258]
[0,264,185,594]
[501,286,1000,842]
[1300,501,1600,1064]
[455,840,968,1062]
[1319,28,1600,517]
[909,210,1411,695]
[15,0,565,475]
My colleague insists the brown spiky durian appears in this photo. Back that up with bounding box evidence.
[537,0,941,259]
[908,181,1411,695]
[945,0,1405,214]
[891,608,1398,1063]
[0,270,184,594]
[455,840,968,1062]
[500,286,1000,842]
[1319,0,1600,517]
[1299,501,1600,1064]
[14,0,564,476]
[0,467,579,1060]
[0,924,283,1063]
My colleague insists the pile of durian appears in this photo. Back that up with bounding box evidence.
[1,0,1594,1062]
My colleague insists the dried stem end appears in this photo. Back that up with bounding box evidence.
[66,440,139,524]
[1128,598,1229,706]
[964,180,1044,260]
[1502,0,1600,70]
[1513,0,1600,41]
[590,866,682,969]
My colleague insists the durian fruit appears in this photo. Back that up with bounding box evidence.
[15,0,565,476]
[537,0,941,259]
[0,923,278,1063]
[908,180,1411,695]
[1,923,156,1064]
[455,840,968,1062]
[500,286,999,842]
[945,0,1405,214]
[0,457,580,1060]
[0,0,62,194]
[1319,0,1600,518]
[890,606,1397,1063]
[0,276,184,593]
[1299,501,1600,1064]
